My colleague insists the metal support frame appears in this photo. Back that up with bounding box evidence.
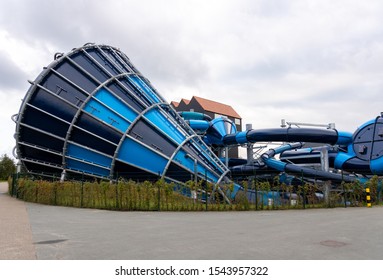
[161,134,201,180]
[246,124,253,164]
[320,146,330,172]
[320,145,331,205]
[209,170,231,205]
[185,154,198,184]
[281,119,335,129]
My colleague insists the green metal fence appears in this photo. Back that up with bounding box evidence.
[8,174,383,211]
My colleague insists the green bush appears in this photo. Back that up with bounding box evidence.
[0,154,16,181]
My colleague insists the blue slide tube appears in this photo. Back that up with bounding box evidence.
[224,128,340,145]
[261,143,362,183]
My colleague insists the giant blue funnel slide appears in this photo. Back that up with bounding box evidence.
[14,44,231,187]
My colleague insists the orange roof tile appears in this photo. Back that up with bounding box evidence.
[170,101,179,107]
[193,96,241,119]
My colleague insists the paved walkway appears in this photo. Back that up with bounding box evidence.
[0,182,36,259]
[1,181,383,260]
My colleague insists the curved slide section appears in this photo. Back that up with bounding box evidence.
[178,111,212,121]
[278,114,383,175]
[185,115,353,148]
[261,143,364,183]
[224,128,351,146]
[183,110,383,180]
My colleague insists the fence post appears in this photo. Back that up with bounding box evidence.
[302,186,306,209]
[115,183,119,209]
[342,172,347,208]
[157,172,161,211]
[205,170,208,211]
[12,173,17,197]
[255,174,258,211]
[15,160,21,198]
[35,182,38,203]
[379,178,383,204]
[301,171,306,209]
[324,181,330,207]
[80,175,84,208]
[54,182,57,206]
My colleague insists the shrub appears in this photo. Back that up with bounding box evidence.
[0,154,16,181]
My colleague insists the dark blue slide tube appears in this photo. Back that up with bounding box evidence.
[223,128,339,145]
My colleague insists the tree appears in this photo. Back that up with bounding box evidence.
[0,154,16,180]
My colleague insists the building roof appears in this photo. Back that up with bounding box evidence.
[170,101,179,107]
[192,96,241,119]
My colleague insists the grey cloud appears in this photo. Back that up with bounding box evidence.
[0,0,209,87]
[258,0,292,17]
[240,0,292,18]
[234,57,291,81]
[0,51,27,90]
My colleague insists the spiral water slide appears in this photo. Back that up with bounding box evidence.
[187,118,355,182]
[276,115,383,177]
[187,114,383,182]
[14,44,232,190]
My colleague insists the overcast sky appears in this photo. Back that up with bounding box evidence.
[1,0,383,159]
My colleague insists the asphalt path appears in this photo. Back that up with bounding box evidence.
[1,182,383,260]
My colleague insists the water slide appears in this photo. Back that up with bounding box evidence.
[185,113,383,183]
[13,43,382,202]
[278,115,383,176]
